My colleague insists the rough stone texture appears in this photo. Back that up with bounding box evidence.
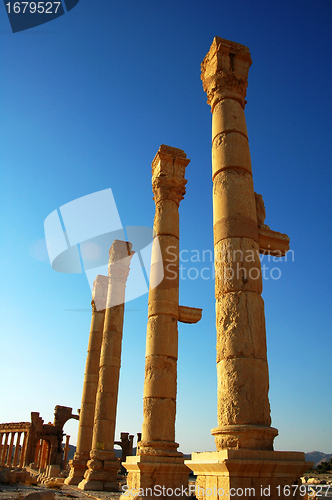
[187,450,313,500]
[78,241,134,492]
[216,292,267,362]
[185,36,312,500]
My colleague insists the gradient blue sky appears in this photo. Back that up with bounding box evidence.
[1,0,331,455]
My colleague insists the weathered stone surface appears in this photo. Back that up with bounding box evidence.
[187,450,313,500]
[24,492,55,500]
[212,170,256,223]
[214,238,262,295]
[215,357,271,427]
[212,99,248,138]
[199,37,274,452]
[78,241,133,492]
[216,291,267,362]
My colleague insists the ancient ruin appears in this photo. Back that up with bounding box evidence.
[78,240,134,491]
[0,406,78,470]
[185,37,312,499]
[121,145,202,499]
[0,39,315,500]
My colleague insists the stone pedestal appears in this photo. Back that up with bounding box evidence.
[78,240,134,491]
[123,454,189,498]
[187,450,313,500]
[65,275,108,485]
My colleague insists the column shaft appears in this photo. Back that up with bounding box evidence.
[6,432,15,466]
[121,145,191,499]
[185,37,312,500]
[78,240,134,492]
[200,37,277,451]
[65,275,108,485]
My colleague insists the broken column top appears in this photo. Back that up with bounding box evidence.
[201,36,252,110]
[92,274,109,311]
[108,240,134,285]
[108,240,133,261]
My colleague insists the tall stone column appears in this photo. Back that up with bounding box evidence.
[121,145,201,500]
[186,37,312,500]
[204,37,276,451]
[140,145,189,457]
[65,274,108,485]
[78,240,134,491]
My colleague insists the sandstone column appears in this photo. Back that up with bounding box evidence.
[78,240,134,491]
[186,36,312,500]
[63,435,70,468]
[34,439,41,465]
[19,431,28,468]
[121,145,201,500]
[141,145,189,457]
[40,440,48,470]
[204,36,276,451]
[65,274,108,485]
[13,432,22,467]
[6,432,15,466]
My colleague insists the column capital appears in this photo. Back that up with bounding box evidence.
[201,37,252,111]
[152,145,189,205]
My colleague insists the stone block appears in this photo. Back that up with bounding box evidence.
[186,450,314,500]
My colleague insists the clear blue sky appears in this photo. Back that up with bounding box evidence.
[1,0,331,455]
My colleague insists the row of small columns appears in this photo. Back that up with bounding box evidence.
[32,435,70,470]
[34,439,51,470]
[0,431,28,467]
